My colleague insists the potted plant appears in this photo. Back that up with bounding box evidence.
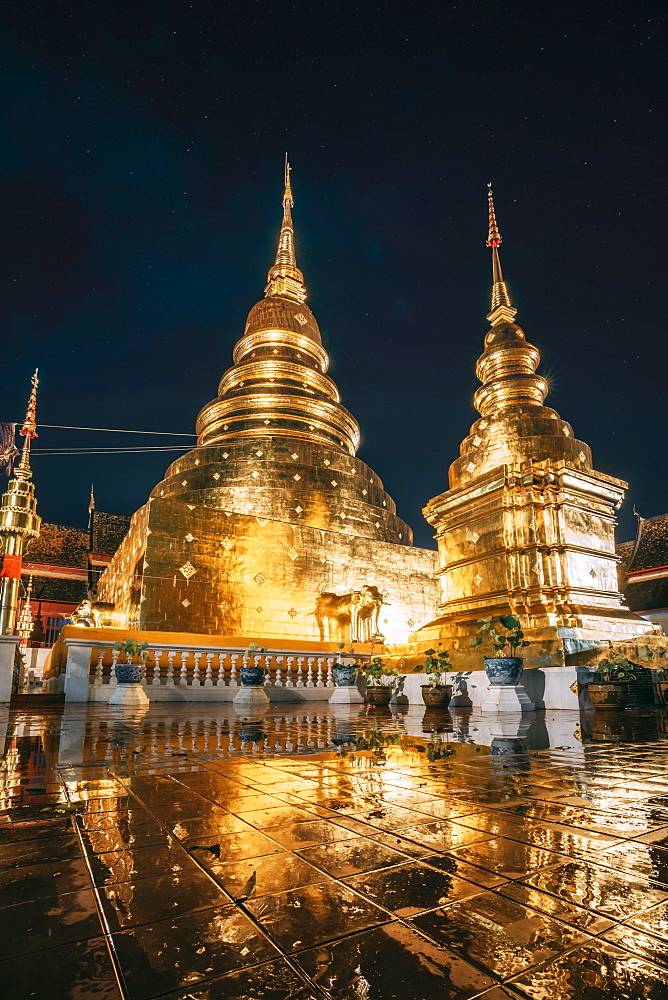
[469,614,530,685]
[331,644,360,688]
[360,657,399,706]
[414,647,453,707]
[241,642,269,687]
[113,638,151,684]
[588,654,636,709]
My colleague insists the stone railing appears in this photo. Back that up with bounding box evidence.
[55,637,369,703]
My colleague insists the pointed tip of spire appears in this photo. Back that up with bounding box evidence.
[486,182,502,248]
[264,156,306,303]
[20,370,39,440]
[284,154,293,205]
[485,184,517,326]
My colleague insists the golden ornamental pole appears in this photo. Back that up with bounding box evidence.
[0,371,42,635]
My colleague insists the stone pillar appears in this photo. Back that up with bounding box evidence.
[63,638,95,703]
[0,635,20,702]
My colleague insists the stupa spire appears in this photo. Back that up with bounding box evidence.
[486,183,517,326]
[264,156,307,303]
[15,369,38,482]
[0,371,41,635]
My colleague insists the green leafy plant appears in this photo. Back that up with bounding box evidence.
[595,654,637,683]
[243,642,269,674]
[331,729,456,762]
[360,657,399,687]
[469,615,530,658]
[113,638,151,664]
[414,647,452,686]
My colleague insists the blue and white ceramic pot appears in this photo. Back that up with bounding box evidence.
[240,666,266,687]
[115,661,145,684]
[484,656,524,686]
[333,666,357,687]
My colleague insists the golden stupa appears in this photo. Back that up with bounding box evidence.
[412,185,653,668]
[97,164,439,641]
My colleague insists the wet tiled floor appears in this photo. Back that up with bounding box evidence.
[5,703,668,997]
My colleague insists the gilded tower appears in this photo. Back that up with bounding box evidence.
[418,186,651,658]
[97,165,439,641]
[0,372,41,635]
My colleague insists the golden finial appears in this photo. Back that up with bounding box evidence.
[485,185,516,326]
[486,183,502,247]
[284,154,293,205]
[265,157,307,303]
[16,369,39,480]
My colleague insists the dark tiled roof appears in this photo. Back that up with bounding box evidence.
[27,523,88,568]
[30,576,87,604]
[91,510,130,556]
[625,577,668,614]
[627,513,668,573]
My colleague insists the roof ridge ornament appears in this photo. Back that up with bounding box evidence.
[15,369,39,481]
[485,183,517,326]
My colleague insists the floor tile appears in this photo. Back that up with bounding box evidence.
[0,889,102,960]
[164,957,319,998]
[345,860,485,916]
[0,856,91,906]
[266,819,359,850]
[235,805,317,829]
[447,837,567,880]
[80,823,173,855]
[76,808,154,832]
[296,835,409,877]
[422,853,511,887]
[184,829,286,862]
[0,833,83,870]
[0,935,121,999]
[245,880,389,952]
[293,921,495,999]
[412,890,589,978]
[113,903,279,999]
[602,923,668,967]
[97,867,229,929]
[587,840,668,887]
[208,850,325,898]
[395,820,495,852]
[495,881,614,934]
[508,937,668,998]
[522,860,668,919]
[88,842,199,886]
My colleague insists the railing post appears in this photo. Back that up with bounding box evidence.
[63,637,98,702]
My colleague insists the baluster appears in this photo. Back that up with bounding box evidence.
[217,653,226,687]
[263,653,272,687]
[325,657,335,687]
[285,656,294,687]
[192,652,201,687]
[205,652,214,687]
[152,649,162,687]
[180,652,188,686]
[110,649,119,687]
[306,656,315,688]
[230,654,238,687]
[93,649,103,687]
[166,651,175,687]
[316,657,325,688]
[296,656,305,688]
[274,655,283,687]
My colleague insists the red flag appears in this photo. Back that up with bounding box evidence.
[0,555,22,579]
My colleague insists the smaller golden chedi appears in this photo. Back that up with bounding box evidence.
[415,185,653,664]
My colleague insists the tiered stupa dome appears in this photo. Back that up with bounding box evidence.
[151,163,412,544]
[448,184,593,490]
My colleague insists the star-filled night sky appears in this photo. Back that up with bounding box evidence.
[0,1,664,549]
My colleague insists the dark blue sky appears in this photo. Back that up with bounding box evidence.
[0,1,665,548]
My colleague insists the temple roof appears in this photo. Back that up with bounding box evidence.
[621,512,668,574]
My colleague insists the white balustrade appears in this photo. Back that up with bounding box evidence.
[61,634,370,703]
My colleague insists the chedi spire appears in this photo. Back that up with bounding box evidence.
[264,157,307,303]
[486,183,517,326]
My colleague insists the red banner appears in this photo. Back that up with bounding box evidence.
[0,554,22,579]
